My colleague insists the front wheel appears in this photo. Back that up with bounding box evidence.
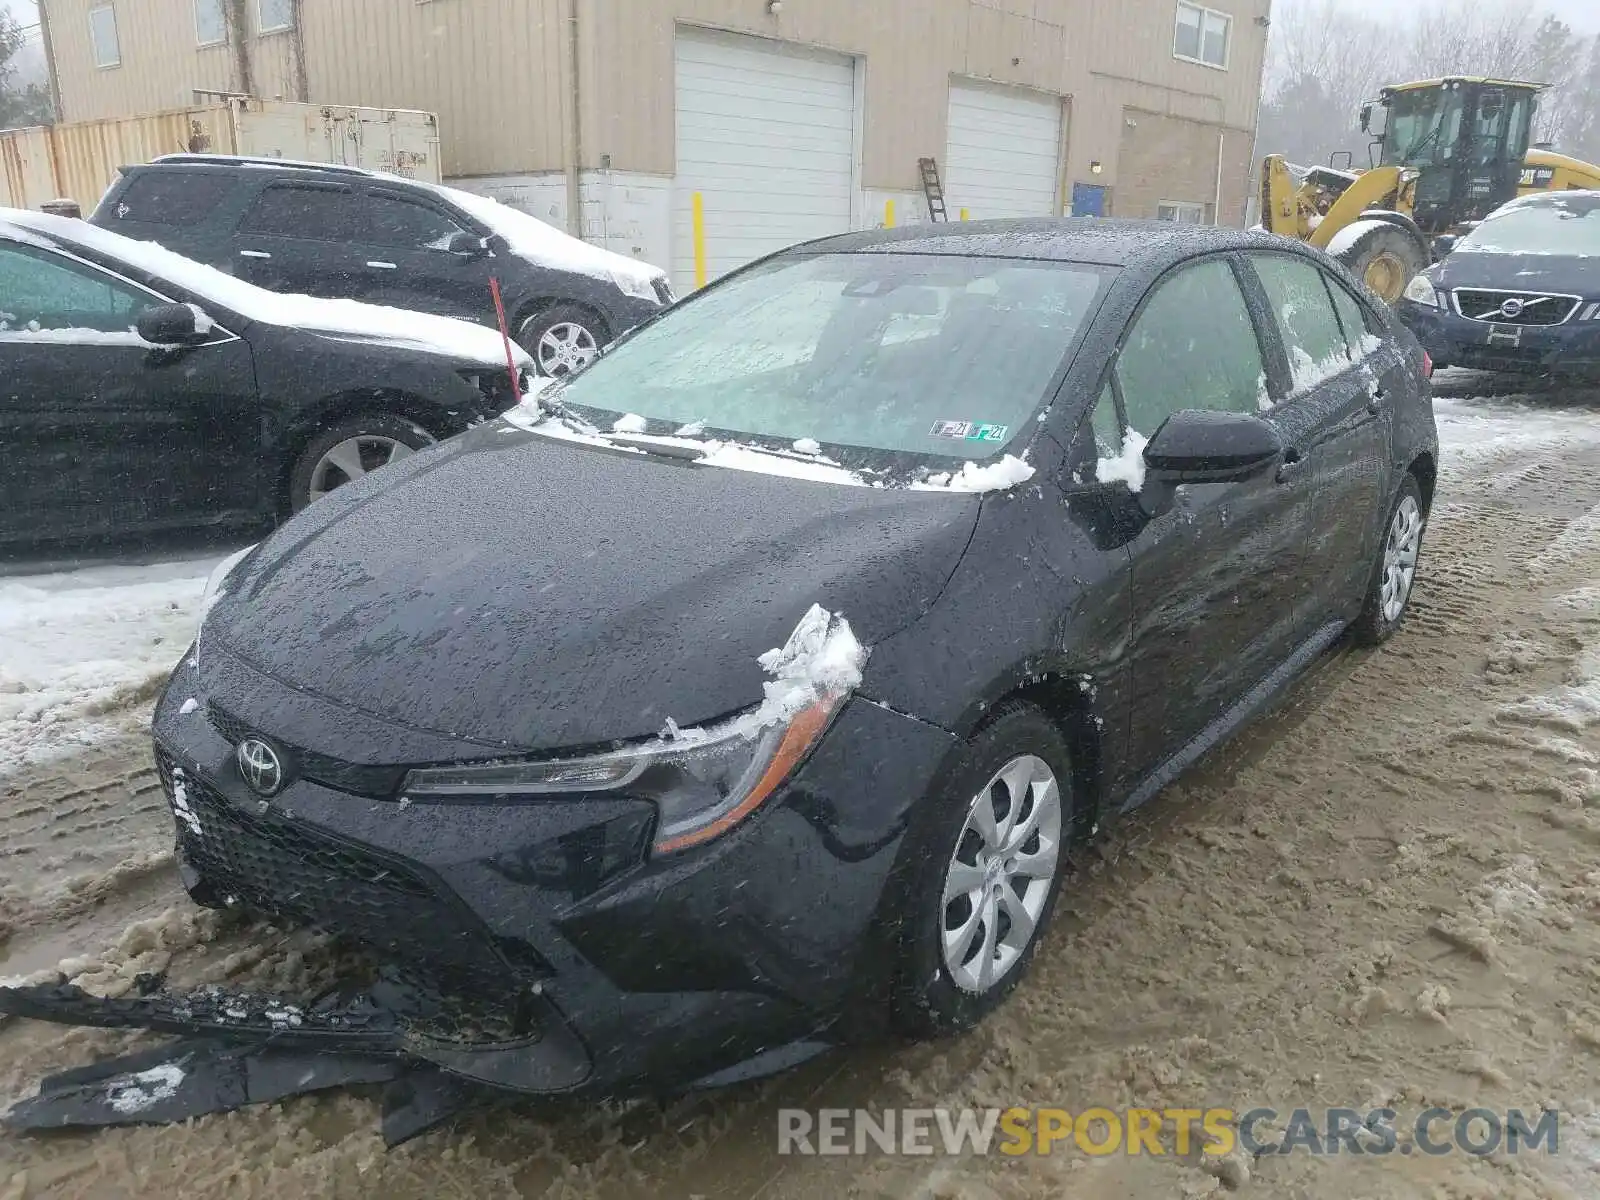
[1333,222,1429,305]
[1352,475,1427,645]
[516,305,607,378]
[893,705,1072,1037]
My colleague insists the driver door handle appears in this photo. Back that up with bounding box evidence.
[1277,452,1306,485]
[238,249,271,260]
[1366,386,1386,416]
[366,261,398,270]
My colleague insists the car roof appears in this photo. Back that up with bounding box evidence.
[790,218,1293,269]
[139,153,383,180]
[1492,189,1600,214]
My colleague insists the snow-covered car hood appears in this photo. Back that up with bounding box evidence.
[417,182,667,300]
[1433,250,1600,299]
[201,423,979,752]
[2,209,533,371]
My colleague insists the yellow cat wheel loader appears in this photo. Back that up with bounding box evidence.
[1261,77,1600,304]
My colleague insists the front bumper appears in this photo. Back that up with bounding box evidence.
[141,650,955,1096]
[1398,300,1600,373]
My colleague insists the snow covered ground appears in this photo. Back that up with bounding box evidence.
[0,551,231,776]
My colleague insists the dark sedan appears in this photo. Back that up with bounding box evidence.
[41,220,1435,1100]
[0,209,533,544]
[1398,191,1600,374]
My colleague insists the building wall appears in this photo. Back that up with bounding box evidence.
[1115,108,1257,224]
[44,0,1270,189]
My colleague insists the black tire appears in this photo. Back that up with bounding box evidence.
[1352,474,1427,646]
[1334,222,1429,305]
[287,413,435,514]
[892,704,1074,1038]
[516,304,609,378]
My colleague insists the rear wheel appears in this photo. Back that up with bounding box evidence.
[288,413,435,513]
[1353,474,1427,645]
[1334,222,1429,305]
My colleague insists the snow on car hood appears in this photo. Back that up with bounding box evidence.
[1,209,531,370]
[418,182,667,298]
[201,422,978,751]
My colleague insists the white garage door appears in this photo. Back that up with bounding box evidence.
[944,80,1063,220]
[673,30,856,292]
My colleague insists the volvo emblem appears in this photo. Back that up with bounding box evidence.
[236,737,285,797]
[1498,297,1526,319]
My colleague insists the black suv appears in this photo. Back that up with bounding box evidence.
[90,155,672,377]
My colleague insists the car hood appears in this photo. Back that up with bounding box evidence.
[1435,250,1599,297]
[203,425,980,753]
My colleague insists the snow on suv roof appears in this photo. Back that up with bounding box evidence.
[1,207,531,369]
[145,154,666,297]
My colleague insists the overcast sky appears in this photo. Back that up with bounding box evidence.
[1276,0,1598,34]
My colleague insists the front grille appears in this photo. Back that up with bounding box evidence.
[1453,289,1580,327]
[155,750,546,1019]
[207,702,406,798]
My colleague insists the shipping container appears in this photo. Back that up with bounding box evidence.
[1,97,441,212]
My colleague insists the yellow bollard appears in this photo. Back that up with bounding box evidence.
[885,198,896,228]
[960,207,969,221]
[692,192,708,290]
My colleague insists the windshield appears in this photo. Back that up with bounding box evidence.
[1382,88,1466,168]
[554,252,1108,467]
[1457,197,1600,255]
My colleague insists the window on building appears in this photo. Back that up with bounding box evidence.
[194,0,227,45]
[88,4,120,68]
[257,0,293,34]
[1175,2,1230,69]
[1157,201,1207,224]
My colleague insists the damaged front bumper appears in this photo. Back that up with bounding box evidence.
[2,661,958,1142]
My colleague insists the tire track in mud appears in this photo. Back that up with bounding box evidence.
[3,406,1599,1199]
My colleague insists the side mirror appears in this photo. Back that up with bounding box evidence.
[1431,234,1459,259]
[1359,103,1373,134]
[446,231,490,257]
[136,302,214,346]
[1138,410,1283,516]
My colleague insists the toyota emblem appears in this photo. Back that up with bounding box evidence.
[236,737,285,797]
[1498,298,1525,319]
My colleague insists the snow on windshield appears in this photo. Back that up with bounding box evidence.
[1459,196,1600,257]
[1,210,531,368]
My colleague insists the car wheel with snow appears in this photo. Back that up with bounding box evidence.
[288,414,436,514]
[893,705,1072,1037]
[1352,474,1427,646]
[517,305,607,378]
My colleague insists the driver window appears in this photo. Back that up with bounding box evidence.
[0,243,159,334]
[1113,259,1267,442]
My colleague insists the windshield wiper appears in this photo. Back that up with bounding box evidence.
[604,433,708,462]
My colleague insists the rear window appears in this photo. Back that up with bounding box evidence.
[108,171,237,226]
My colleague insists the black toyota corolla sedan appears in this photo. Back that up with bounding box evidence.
[1398,191,1600,374]
[136,220,1435,1097]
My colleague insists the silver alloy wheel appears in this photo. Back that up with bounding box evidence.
[536,321,599,377]
[941,754,1063,994]
[1380,494,1423,623]
[307,435,416,501]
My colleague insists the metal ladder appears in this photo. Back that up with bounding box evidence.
[918,157,949,222]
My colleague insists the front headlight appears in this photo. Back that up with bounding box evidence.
[201,544,256,616]
[1403,274,1441,307]
[616,270,669,305]
[401,691,846,855]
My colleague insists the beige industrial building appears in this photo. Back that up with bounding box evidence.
[37,0,1271,291]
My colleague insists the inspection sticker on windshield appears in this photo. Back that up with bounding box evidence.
[931,421,1009,443]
